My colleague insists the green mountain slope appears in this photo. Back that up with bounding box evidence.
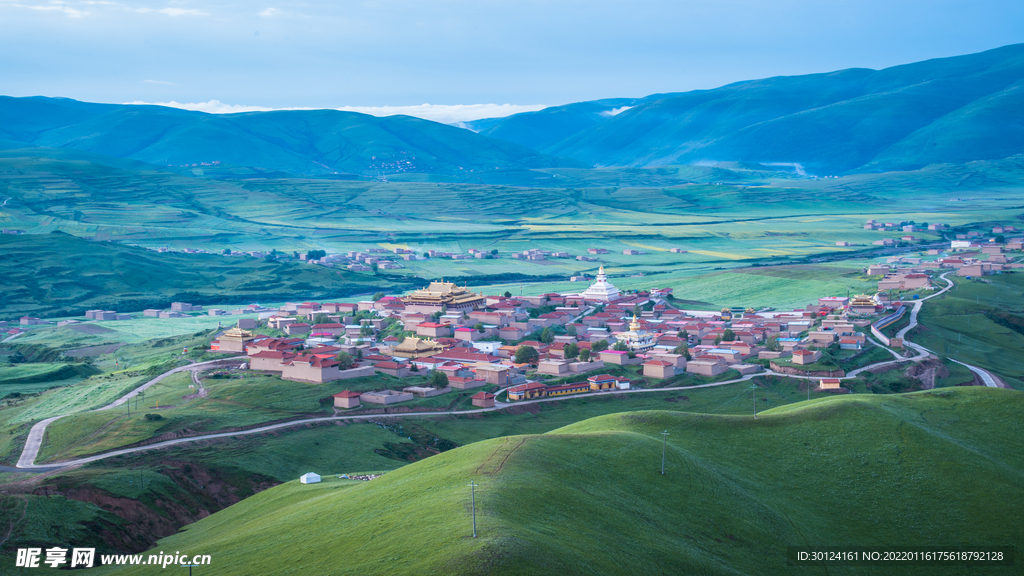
[470,97,650,151]
[483,44,1024,174]
[98,388,1023,576]
[0,98,585,177]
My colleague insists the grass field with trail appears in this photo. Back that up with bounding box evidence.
[86,387,1023,576]
[914,273,1024,389]
[70,375,838,482]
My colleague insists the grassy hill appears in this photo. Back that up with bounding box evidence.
[481,44,1024,175]
[0,232,404,318]
[95,388,1022,575]
[470,97,654,151]
[0,97,584,178]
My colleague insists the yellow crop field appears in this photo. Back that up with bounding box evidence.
[687,249,748,260]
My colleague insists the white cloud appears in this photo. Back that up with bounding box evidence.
[6,1,89,17]
[599,105,632,117]
[122,100,548,123]
[131,6,207,16]
[158,7,205,16]
[257,7,277,16]
[142,79,177,85]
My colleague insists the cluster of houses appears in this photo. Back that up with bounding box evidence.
[204,266,904,409]
[863,219,948,233]
[866,241,1023,287]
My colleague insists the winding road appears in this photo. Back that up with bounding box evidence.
[13,272,1003,471]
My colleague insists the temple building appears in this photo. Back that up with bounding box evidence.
[392,336,447,359]
[212,326,255,353]
[849,294,879,315]
[566,266,622,302]
[401,281,486,314]
[617,314,657,352]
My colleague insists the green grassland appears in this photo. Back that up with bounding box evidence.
[0,328,224,464]
[0,232,402,318]
[2,153,1021,281]
[74,376,836,483]
[88,387,1022,576]
[913,273,1024,389]
[3,152,1022,317]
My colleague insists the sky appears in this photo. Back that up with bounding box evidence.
[2,0,1023,122]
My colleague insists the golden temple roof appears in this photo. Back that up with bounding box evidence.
[220,326,254,341]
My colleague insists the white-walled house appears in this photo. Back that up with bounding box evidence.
[300,472,321,484]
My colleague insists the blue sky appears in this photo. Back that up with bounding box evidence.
[1,0,1023,121]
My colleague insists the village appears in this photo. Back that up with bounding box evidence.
[6,226,1020,412]
[180,228,1021,409]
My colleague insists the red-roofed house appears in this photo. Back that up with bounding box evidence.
[432,349,500,363]
[285,323,311,335]
[643,360,676,379]
[587,374,619,391]
[248,338,304,355]
[471,391,496,408]
[281,355,342,383]
[819,378,842,390]
[454,326,481,341]
[416,322,452,338]
[333,390,362,409]
[545,382,591,397]
[791,349,822,365]
[839,338,862,350]
[249,350,297,371]
[507,381,547,401]
[374,361,411,378]
[311,323,345,336]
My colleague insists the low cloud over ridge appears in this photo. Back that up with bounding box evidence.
[123,100,547,123]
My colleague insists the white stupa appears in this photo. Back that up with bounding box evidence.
[574,266,622,302]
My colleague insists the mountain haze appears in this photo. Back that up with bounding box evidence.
[479,44,1024,174]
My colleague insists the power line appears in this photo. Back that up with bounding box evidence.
[660,430,669,475]
[467,480,479,538]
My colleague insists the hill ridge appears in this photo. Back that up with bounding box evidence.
[480,43,1024,175]
[99,387,1023,576]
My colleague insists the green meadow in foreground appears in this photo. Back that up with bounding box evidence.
[914,273,1024,389]
[95,387,1022,576]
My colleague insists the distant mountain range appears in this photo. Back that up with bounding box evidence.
[0,97,583,177]
[2,43,1022,178]
[475,43,1024,175]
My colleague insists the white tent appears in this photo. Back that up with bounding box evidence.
[300,472,321,484]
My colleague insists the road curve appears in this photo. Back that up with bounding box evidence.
[16,357,246,469]
[13,274,1004,470]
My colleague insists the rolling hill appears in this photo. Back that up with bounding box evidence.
[468,97,661,151]
[0,232,405,317]
[0,97,584,177]
[480,44,1024,175]
[96,388,1023,575]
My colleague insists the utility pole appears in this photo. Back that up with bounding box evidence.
[467,481,479,538]
[660,430,669,474]
[752,383,758,419]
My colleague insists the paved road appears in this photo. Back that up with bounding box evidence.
[16,357,245,469]
[13,275,1004,470]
